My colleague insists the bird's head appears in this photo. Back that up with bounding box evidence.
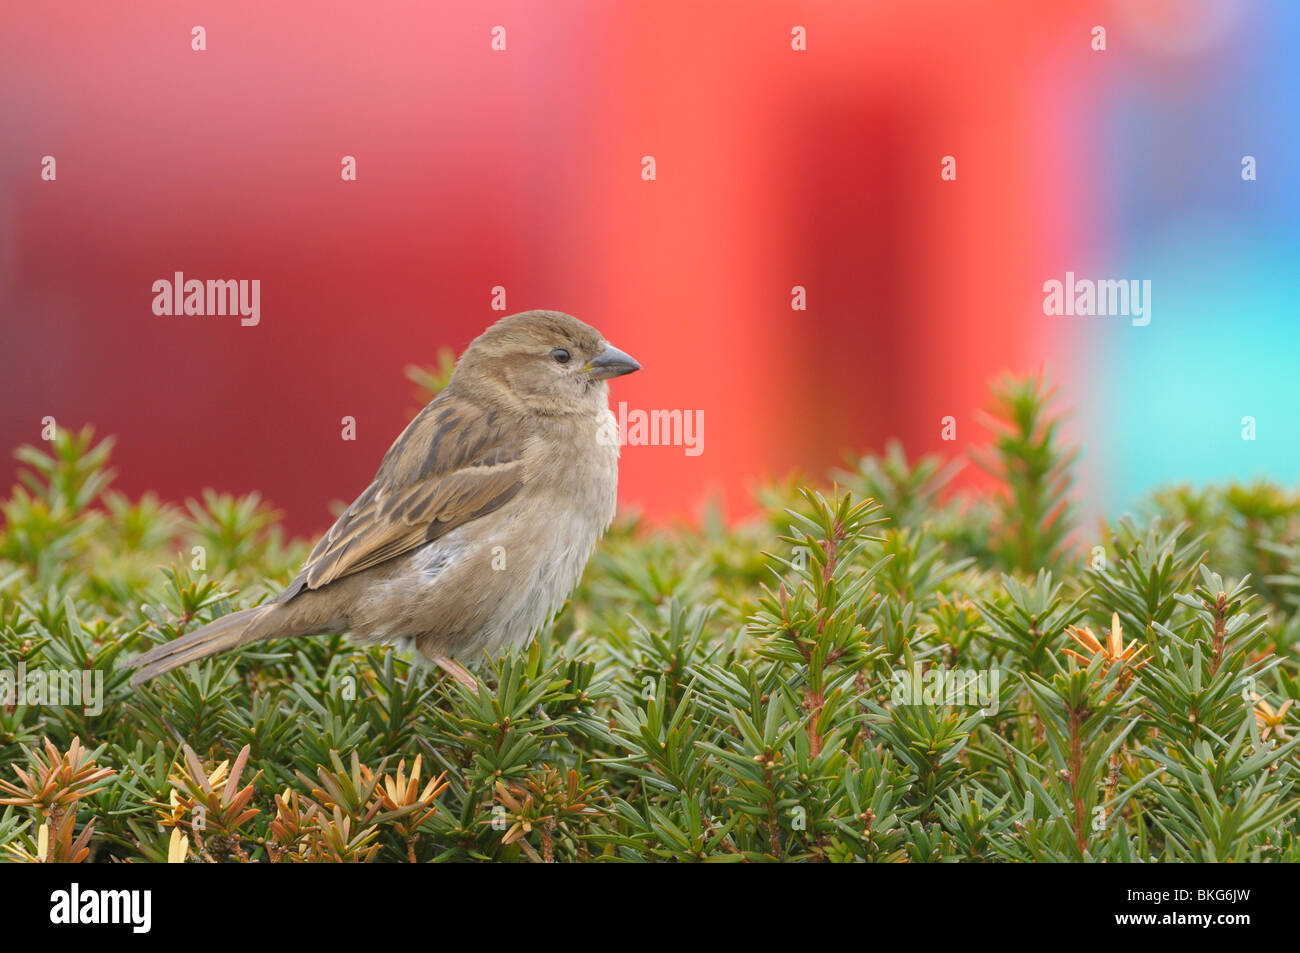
[454,310,641,415]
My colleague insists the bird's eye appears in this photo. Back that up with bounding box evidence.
[550,347,571,364]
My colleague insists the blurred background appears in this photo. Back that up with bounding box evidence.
[2,0,1297,537]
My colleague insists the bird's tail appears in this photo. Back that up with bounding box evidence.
[130,604,281,687]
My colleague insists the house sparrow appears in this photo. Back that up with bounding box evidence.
[130,310,640,689]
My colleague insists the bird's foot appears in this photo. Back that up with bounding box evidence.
[434,655,479,693]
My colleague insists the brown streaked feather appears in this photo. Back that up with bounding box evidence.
[280,394,529,599]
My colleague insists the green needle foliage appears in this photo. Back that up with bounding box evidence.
[0,373,1297,862]
[972,372,1079,573]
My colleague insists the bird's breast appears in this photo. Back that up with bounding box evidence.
[380,411,621,656]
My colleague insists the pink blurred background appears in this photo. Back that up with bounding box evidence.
[3,1,1295,536]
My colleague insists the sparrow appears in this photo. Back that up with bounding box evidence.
[130,310,641,689]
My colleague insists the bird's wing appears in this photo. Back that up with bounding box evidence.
[281,396,527,598]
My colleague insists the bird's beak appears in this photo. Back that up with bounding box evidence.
[585,344,641,380]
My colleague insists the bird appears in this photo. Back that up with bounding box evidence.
[130,310,641,690]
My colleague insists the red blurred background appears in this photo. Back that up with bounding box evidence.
[1,1,1094,536]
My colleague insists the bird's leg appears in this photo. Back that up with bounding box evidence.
[434,655,479,693]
